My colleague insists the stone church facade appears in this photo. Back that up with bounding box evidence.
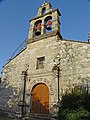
[0,1,90,118]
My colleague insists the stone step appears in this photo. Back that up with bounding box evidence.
[29,113,51,120]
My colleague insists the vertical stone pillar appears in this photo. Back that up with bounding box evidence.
[41,18,46,35]
[52,10,60,32]
[46,3,52,13]
[37,7,42,16]
[28,21,34,39]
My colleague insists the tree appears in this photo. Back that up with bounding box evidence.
[59,86,90,120]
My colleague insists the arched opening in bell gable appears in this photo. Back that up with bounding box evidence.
[34,20,42,36]
[42,7,46,14]
[44,16,52,33]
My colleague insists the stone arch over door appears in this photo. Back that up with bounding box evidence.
[31,83,49,114]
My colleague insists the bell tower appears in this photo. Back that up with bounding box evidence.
[28,1,62,40]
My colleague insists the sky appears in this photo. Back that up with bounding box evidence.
[0,0,90,75]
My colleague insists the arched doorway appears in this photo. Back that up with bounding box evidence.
[31,83,49,114]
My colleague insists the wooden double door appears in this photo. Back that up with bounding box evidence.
[31,83,49,114]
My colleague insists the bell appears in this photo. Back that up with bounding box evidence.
[45,21,52,30]
[35,29,41,36]
[35,23,41,36]
[46,25,52,30]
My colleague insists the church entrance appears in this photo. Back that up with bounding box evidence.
[31,83,49,114]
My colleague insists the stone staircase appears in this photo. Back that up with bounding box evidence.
[28,113,51,120]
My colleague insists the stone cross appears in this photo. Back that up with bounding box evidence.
[44,0,46,3]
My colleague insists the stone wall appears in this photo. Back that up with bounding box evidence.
[59,40,90,95]
[1,33,90,114]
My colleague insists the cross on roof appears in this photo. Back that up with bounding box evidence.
[44,0,46,3]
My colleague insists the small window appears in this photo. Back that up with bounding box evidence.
[36,57,45,69]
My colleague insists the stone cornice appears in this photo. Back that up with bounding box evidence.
[63,39,90,44]
[26,30,62,44]
[29,8,61,22]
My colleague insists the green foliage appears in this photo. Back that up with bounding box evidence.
[59,86,90,120]
[66,108,89,120]
[84,94,90,112]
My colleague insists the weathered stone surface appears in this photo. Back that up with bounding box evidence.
[1,33,90,113]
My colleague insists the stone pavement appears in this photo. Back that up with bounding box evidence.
[0,117,15,120]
